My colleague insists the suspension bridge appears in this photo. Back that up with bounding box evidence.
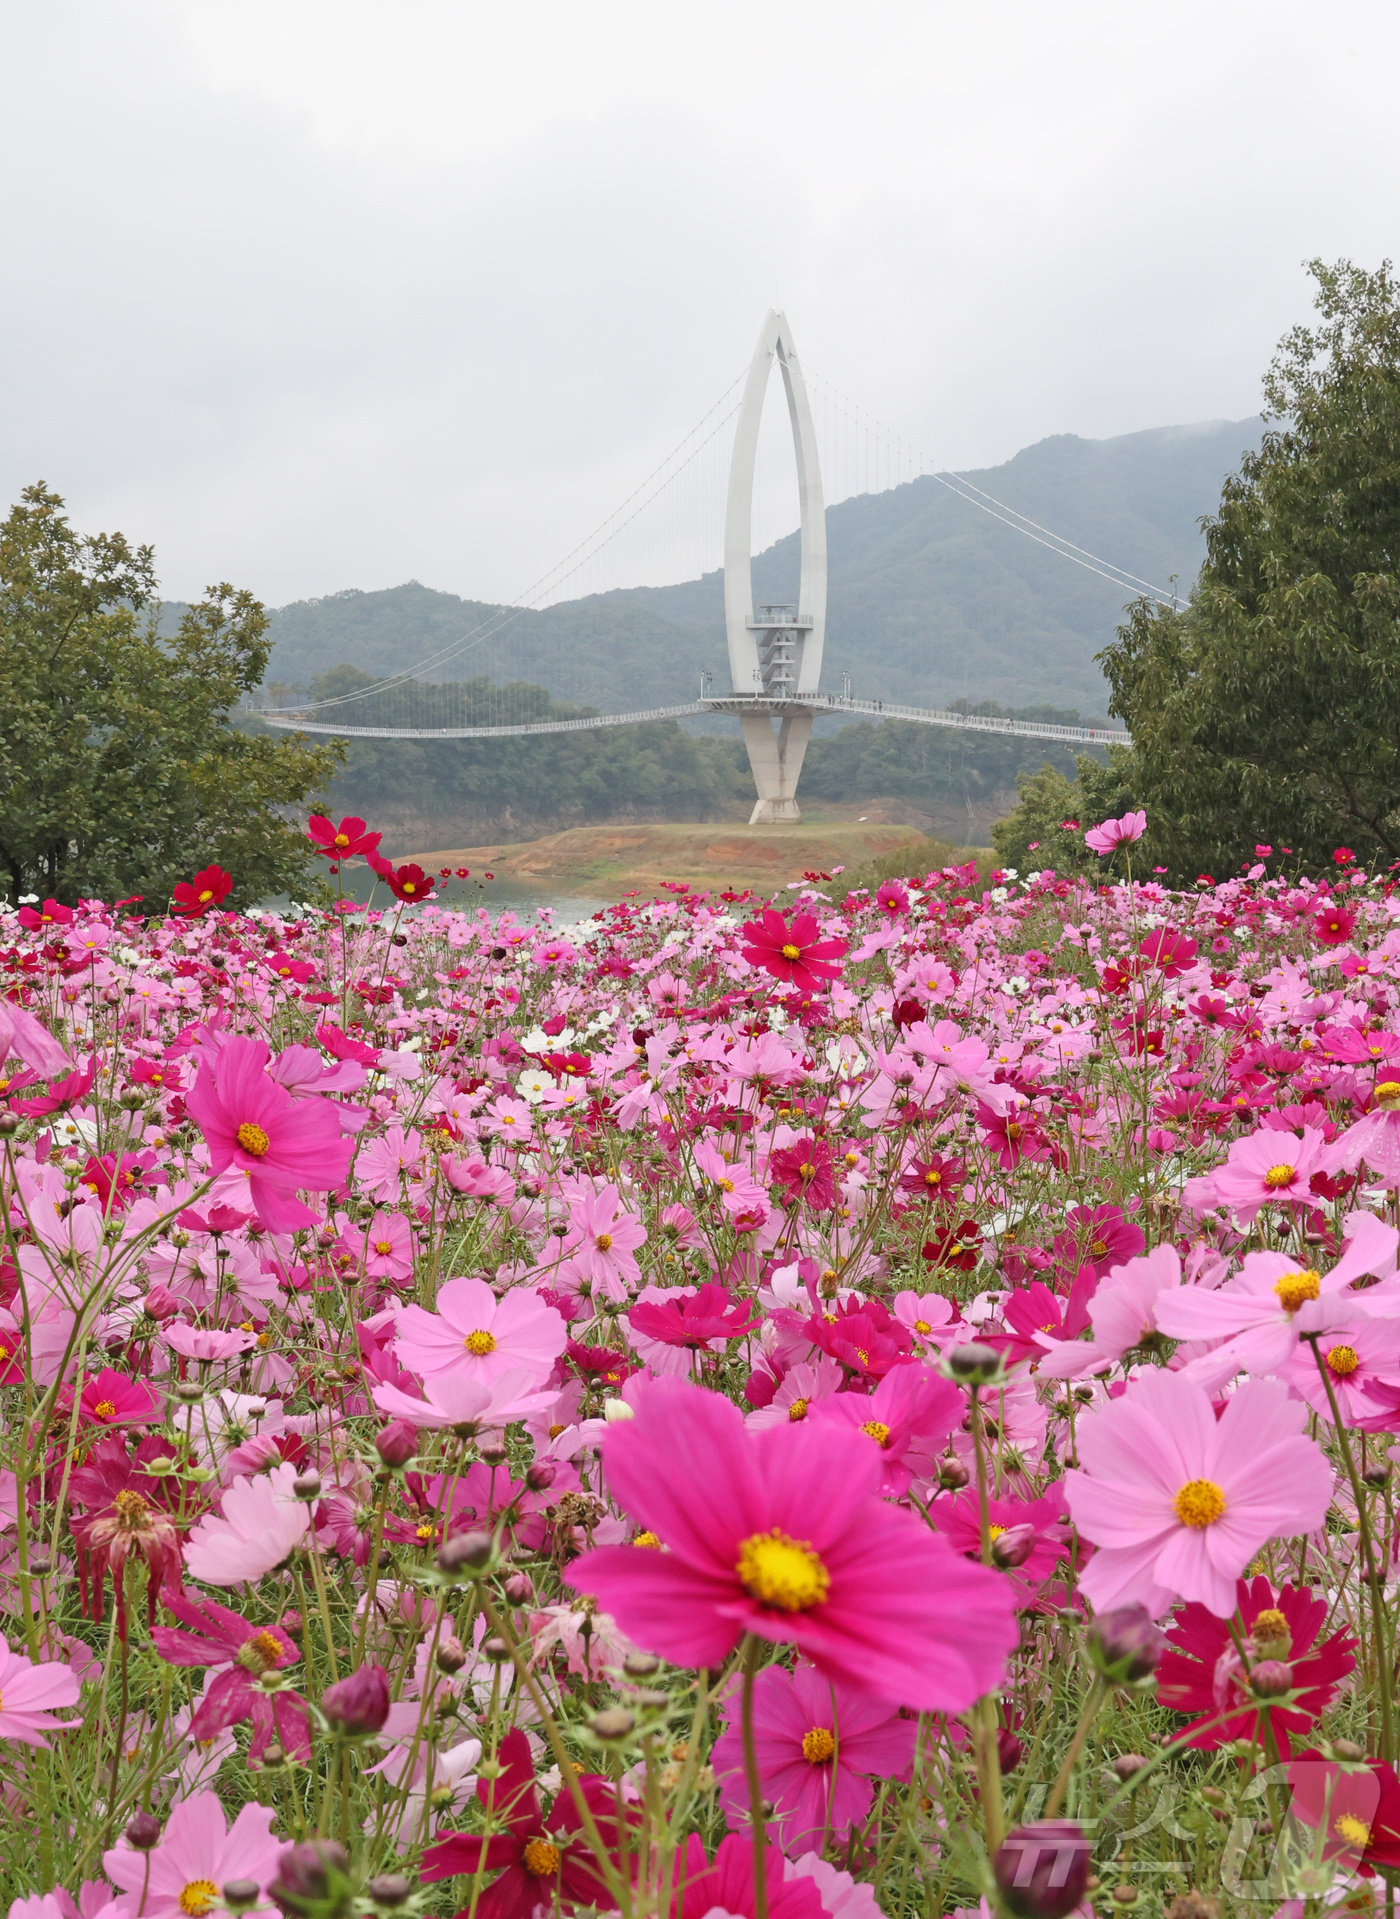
[258,310,1148,822]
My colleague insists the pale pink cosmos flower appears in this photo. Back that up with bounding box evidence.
[356,1123,424,1202]
[479,1095,534,1141]
[442,1155,515,1203]
[1332,1092,1400,1187]
[746,1357,846,1430]
[692,1140,771,1220]
[1036,1244,1184,1380]
[1084,810,1147,855]
[369,1366,555,1431]
[394,1275,566,1385]
[182,1461,312,1586]
[363,1211,415,1283]
[1065,1372,1333,1617]
[1278,1313,1400,1424]
[784,1856,883,1919]
[527,1601,635,1678]
[104,1789,283,1919]
[1154,1210,1398,1390]
[559,1184,647,1302]
[161,1322,259,1363]
[0,1636,81,1745]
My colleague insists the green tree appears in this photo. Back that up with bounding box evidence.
[1095,258,1400,876]
[0,484,341,907]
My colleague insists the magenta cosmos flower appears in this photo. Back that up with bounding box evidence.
[105,1790,283,1919]
[1084,810,1146,855]
[394,1276,566,1386]
[711,1660,916,1852]
[0,1636,81,1746]
[185,1036,353,1233]
[740,909,848,993]
[152,1592,310,1762]
[568,1377,1018,1710]
[1064,1372,1333,1617]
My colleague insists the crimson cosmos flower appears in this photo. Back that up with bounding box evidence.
[59,1366,164,1430]
[739,909,847,992]
[366,852,435,902]
[420,1728,634,1919]
[171,865,232,917]
[69,1434,189,1638]
[670,1833,823,1919]
[1156,1575,1356,1754]
[769,1138,837,1211]
[629,1284,759,1349]
[307,814,382,859]
[152,1591,311,1763]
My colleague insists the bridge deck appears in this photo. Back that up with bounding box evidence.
[254,695,1132,748]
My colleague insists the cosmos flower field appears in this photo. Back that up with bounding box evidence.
[4,812,1400,1919]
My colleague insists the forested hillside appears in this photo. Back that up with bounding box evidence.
[258,416,1260,715]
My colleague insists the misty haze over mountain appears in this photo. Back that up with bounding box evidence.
[260,415,1262,718]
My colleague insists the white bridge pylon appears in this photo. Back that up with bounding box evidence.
[255,309,1135,782]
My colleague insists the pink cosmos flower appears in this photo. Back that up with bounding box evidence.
[568,1377,1018,1711]
[809,1362,961,1497]
[745,1357,846,1430]
[1036,1244,1184,1380]
[711,1660,916,1852]
[931,1487,1070,1592]
[559,1185,648,1301]
[394,1276,566,1385]
[104,1790,283,1919]
[185,1035,353,1233]
[1278,1313,1400,1424]
[370,1367,556,1432]
[671,1833,823,1919]
[443,1155,516,1203]
[629,1284,760,1350]
[1084,810,1147,855]
[1191,1123,1333,1224]
[355,1122,424,1201]
[1064,1373,1333,1617]
[1154,1211,1398,1390]
[0,1636,81,1746]
[161,1323,259,1363]
[363,1211,415,1283]
[0,997,70,1077]
[182,1461,313,1586]
[692,1140,771,1220]
[67,1367,164,1428]
[1332,1095,1400,1187]
[740,909,848,993]
[151,1592,310,1762]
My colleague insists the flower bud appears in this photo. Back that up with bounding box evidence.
[366,1877,411,1909]
[623,1652,661,1678]
[279,1609,304,1639]
[292,1469,322,1502]
[997,1727,1025,1773]
[503,1571,535,1605]
[436,1635,467,1673]
[1087,1604,1167,1685]
[438,1528,495,1576]
[603,1398,635,1423]
[991,1523,1038,1569]
[1333,1738,1366,1762]
[124,1811,163,1851]
[374,1420,419,1469]
[144,1284,181,1321]
[223,1884,262,1914]
[943,1341,1004,1385]
[1112,1753,1149,1782]
[478,1441,509,1467]
[937,1454,971,1490]
[320,1663,391,1736]
[1248,1659,1293,1699]
[525,1461,556,1492]
[481,1636,512,1663]
[993,1822,1092,1919]
[589,1706,637,1741]
[268,1841,353,1919]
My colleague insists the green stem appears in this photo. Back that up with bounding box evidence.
[1042,1676,1106,1820]
[741,1635,770,1919]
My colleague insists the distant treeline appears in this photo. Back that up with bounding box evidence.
[248,665,1092,842]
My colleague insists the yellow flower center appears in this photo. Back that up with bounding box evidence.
[179,1883,219,1916]
[1376,1081,1400,1107]
[1253,1609,1289,1641]
[523,1839,560,1877]
[799,1162,815,1179]
[987,1523,1006,1541]
[718,1176,734,1192]
[464,1329,497,1356]
[596,1233,613,1252]
[1091,1239,1108,1257]
[787,1398,809,1421]
[197,890,214,905]
[236,1630,288,1674]
[237,1121,270,1157]
[402,882,417,894]
[1335,1813,1371,1849]
[374,1241,392,1255]
[113,1488,151,1527]
[1274,1270,1321,1313]
[914,1319,931,1335]
[1263,1164,1297,1190]
[1173,1479,1226,1529]
[781,943,801,961]
[1327,1344,1361,1377]
[416,1522,436,1541]
[860,1420,891,1446]
[924,1171,941,1187]
[736,1528,830,1612]
[93,1400,117,1418]
[632,1531,661,1549]
[333,833,350,848]
[802,1727,836,1764]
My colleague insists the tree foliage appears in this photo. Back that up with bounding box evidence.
[1093,258,1400,876]
[0,484,341,907]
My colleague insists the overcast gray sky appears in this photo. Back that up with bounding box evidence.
[2,0,1396,608]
